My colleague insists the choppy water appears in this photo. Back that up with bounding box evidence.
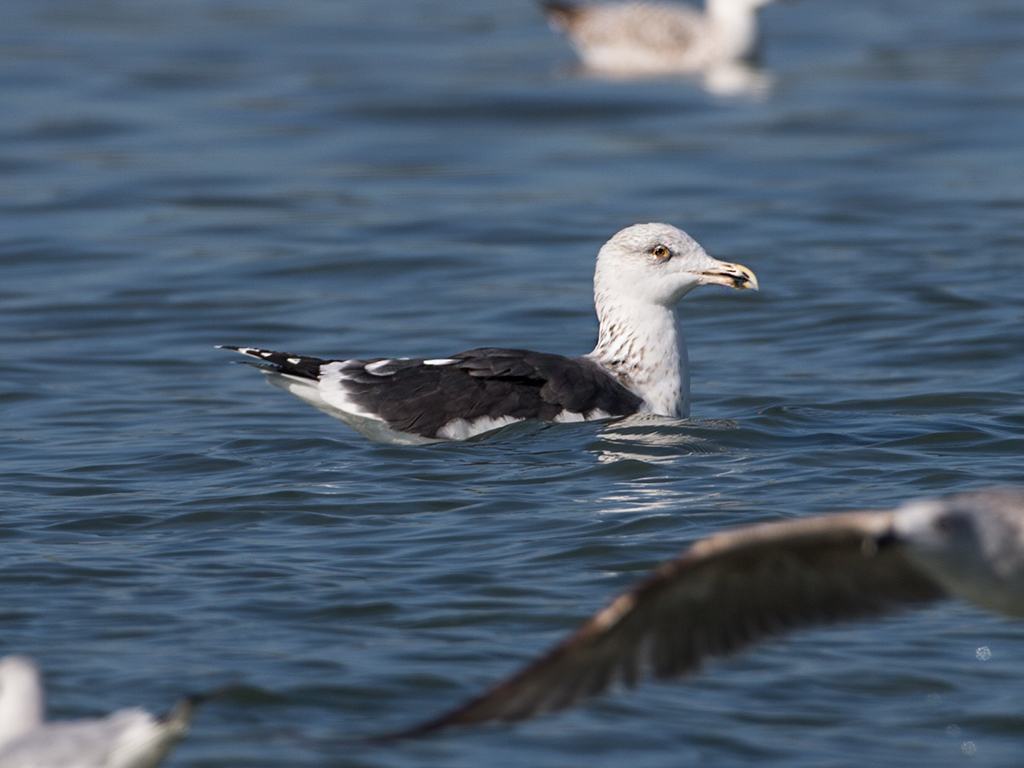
[2,0,1024,765]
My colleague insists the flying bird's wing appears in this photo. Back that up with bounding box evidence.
[399,511,945,735]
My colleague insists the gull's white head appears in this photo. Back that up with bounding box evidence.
[588,223,757,418]
[593,223,758,310]
[895,490,1024,618]
[0,655,45,745]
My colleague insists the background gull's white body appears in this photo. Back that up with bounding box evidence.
[544,0,776,77]
[0,656,194,768]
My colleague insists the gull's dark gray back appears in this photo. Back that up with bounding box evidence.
[343,349,644,439]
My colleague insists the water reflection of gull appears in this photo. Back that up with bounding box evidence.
[0,655,196,768]
[394,489,1024,734]
[593,414,728,464]
[223,224,757,445]
[543,0,778,95]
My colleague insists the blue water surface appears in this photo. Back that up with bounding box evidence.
[2,0,1024,765]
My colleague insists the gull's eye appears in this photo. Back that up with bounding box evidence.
[652,245,671,259]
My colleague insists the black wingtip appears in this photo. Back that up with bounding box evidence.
[159,696,200,732]
[539,0,581,27]
[362,710,488,745]
[160,683,245,726]
[215,346,325,380]
[363,677,542,743]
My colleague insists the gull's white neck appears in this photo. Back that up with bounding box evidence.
[587,299,690,418]
[704,0,760,62]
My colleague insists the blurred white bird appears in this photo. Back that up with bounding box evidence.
[542,0,779,93]
[0,655,197,768]
[395,489,1024,734]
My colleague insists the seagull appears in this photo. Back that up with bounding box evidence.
[391,489,1024,735]
[0,655,197,768]
[222,223,758,445]
[542,0,778,78]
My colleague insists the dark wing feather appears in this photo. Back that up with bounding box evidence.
[342,348,642,438]
[395,511,946,735]
[541,1,583,31]
[222,346,642,438]
[220,346,325,380]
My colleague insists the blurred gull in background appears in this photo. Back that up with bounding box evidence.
[542,0,781,94]
[0,655,197,768]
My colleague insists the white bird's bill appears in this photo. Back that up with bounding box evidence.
[388,489,1024,736]
[222,223,758,444]
[0,655,196,768]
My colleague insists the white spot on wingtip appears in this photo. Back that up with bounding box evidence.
[322,361,362,381]
[553,408,613,424]
[423,358,458,366]
[553,410,586,423]
[437,415,523,440]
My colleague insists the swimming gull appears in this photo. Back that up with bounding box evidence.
[222,223,758,445]
[0,655,197,768]
[391,489,1024,735]
[542,0,778,79]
